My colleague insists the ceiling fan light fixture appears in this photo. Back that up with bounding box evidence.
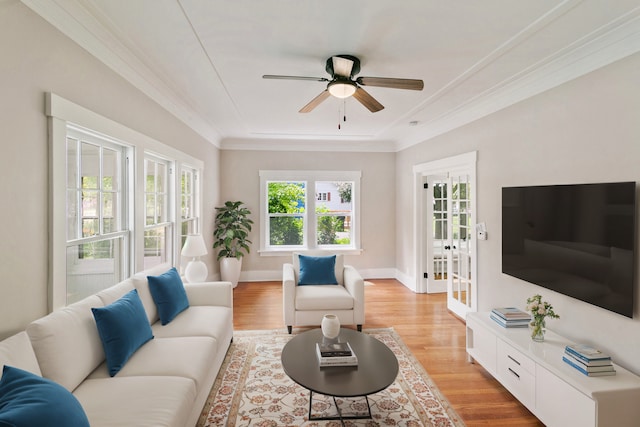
[328,80,357,99]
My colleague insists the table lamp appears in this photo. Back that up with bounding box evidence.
[181,234,208,283]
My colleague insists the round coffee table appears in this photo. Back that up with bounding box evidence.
[281,328,398,424]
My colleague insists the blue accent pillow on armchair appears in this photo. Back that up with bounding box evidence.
[298,255,339,285]
[0,365,90,427]
[147,267,190,325]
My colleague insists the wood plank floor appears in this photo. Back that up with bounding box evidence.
[233,279,544,426]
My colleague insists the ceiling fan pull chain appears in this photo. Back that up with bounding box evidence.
[344,99,347,122]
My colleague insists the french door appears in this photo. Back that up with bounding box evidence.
[414,152,477,319]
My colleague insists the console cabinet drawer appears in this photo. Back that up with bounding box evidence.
[497,339,535,409]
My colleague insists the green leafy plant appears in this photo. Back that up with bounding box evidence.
[213,201,253,261]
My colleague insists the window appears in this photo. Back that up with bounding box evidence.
[260,170,361,254]
[48,94,204,310]
[180,166,199,248]
[65,127,131,304]
[144,156,173,270]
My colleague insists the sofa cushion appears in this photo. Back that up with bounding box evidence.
[91,289,154,377]
[74,376,195,427]
[298,255,339,285]
[27,295,106,392]
[295,285,355,310]
[87,336,216,394]
[0,365,90,427]
[147,267,189,325]
[0,332,41,376]
[151,306,233,342]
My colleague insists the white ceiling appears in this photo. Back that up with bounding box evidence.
[22,0,640,151]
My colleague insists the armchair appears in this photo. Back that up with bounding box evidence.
[283,251,365,334]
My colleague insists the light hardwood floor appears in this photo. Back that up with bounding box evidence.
[232,279,544,426]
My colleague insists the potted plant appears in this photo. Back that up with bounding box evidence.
[213,201,253,287]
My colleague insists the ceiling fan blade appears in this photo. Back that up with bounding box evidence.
[332,56,354,78]
[263,74,328,82]
[356,77,424,91]
[299,90,331,113]
[352,87,384,112]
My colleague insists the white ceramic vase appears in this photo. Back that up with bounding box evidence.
[321,314,341,339]
[220,257,242,288]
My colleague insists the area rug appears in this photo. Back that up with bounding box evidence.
[197,328,465,426]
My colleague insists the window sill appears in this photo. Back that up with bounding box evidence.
[258,247,363,257]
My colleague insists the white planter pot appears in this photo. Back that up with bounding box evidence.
[220,257,242,288]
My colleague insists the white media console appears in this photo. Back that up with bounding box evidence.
[466,312,640,427]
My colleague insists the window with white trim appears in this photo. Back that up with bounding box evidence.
[65,127,131,304]
[259,170,361,254]
[144,155,173,269]
[49,93,204,310]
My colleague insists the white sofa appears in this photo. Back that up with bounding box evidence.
[283,251,365,334]
[0,264,233,427]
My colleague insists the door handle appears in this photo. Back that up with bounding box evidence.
[444,245,451,250]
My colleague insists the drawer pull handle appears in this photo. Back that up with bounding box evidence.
[508,355,521,365]
[508,368,520,379]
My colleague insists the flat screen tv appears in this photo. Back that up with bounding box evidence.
[502,182,636,318]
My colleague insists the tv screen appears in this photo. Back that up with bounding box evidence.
[502,182,636,318]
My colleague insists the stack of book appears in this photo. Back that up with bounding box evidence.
[562,344,616,377]
[490,307,531,328]
[315,341,358,367]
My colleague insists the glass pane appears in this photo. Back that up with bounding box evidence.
[317,215,350,245]
[102,192,117,233]
[66,238,121,304]
[269,216,303,245]
[67,137,78,188]
[103,148,119,191]
[145,159,155,192]
[156,194,165,223]
[82,218,99,237]
[146,194,155,225]
[67,189,79,240]
[82,190,98,237]
[182,195,191,219]
[80,142,99,189]
[182,170,192,193]
[144,226,166,269]
[267,182,305,214]
[156,163,166,193]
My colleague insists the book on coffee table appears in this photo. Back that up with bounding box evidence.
[316,342,358,367]
[317,341,353,357]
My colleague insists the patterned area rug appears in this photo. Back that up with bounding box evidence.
[198,328,465,426]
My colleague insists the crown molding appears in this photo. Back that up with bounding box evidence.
[220,137,396,153]
[20,0,223,147]
[395,7,640,152]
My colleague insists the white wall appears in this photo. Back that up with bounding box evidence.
[0,2,220,339]
[396,52,640,374]
[219,149,396,279]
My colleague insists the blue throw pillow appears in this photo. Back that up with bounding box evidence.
[298,255,339,285]
[91,289,154,377]
[147,267,190,325]
[0,365,90,427]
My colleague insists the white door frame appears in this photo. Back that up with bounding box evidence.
[413,151,478,315]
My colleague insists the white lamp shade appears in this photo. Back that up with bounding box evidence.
[181,234,207,257]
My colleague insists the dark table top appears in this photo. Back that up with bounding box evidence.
[281,328,399,397]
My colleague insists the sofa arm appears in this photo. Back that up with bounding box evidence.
[283,263,296,327]
[343,265,365,325]
[184,281,233,308]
